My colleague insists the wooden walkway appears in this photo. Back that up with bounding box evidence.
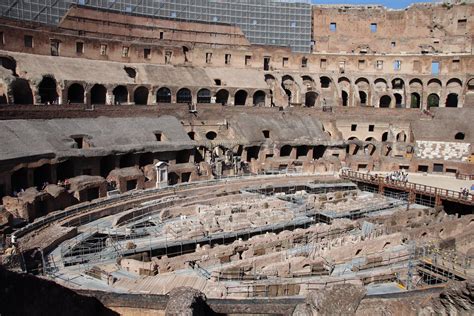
[340,170,474,207]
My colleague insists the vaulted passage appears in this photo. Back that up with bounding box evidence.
[156,87,171,103]
[68,83,85,104]
[379,95,391,108]
[446,93,458,108]
[305,91,318,107]
[197,89,211,103]
[38,77,58,104]
[113,85,128,105]
[177,88,192,103]
[90,84,106,104]
[11,79,33,104]
[235,90,248,106]
[216,89,229,105]
[253,90,266,106]
[134,86,149,105]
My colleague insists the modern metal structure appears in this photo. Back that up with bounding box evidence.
[0,0,313,52]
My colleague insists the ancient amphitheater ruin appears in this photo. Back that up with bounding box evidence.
[0,0,473,315]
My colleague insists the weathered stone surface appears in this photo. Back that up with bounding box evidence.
[420,281,474,316]
[165,287,215,316]
[303,284,367,316]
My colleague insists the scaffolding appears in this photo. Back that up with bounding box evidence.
[0,0,312,52]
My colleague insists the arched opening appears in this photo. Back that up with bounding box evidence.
[10,79,33,104]
[215,89,229,105]
[455,132,465,140]
[182,46,189,62]
[305,91,318,107]
[188,132,195,140]
[177,88,192,103]
[38,76,58,104]
[394,93,402,107]
[296,146,309,159]
[396,131,407,142]
[0,56,17,75]
[410,92,421,108]
[382,132,389,142]
[134,86,149,105]
[11,168,28,193]
[391,78,404,90]
[468,79,474,91]
[313,145,326,159]
[33,164,52,189]
[119,153,135,168]
[364,144,376,156]
[253,90,266,106]
[320,76,331,88]
[246,146,260,162]
[234,90,248,106]
[427,94,439,108]
[197,89,211,103]
[359,91,367,106]
[346,144,360,155]
[113,85,128,105]
[379,95,391,108]
[341,91,348,106]
[90,84,106,104]
[156,87,171,103]
[67,83,84,104]
[280,145,292,157]
[284,89,292,104]
[446,93,458,108]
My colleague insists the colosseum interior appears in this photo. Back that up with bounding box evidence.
[0,0,473,315]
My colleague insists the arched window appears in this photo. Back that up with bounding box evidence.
[177,88,192,103]
[454,132,465,140]
[320,76,331,88]
[394,93,402,107]
[359,91,367,106]
[156,87,171,103]
[197,89,211,103]
[341,91,348,106]
[68,83,84,104]
[382,132,389,142]
[38,76,58,104]
[134,86,149,105]
[234,90,248,106]
[90,84,106,104]
[410,92,421,108]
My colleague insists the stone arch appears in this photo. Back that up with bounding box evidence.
[396,131,407,142]
[374,78,388,90]
[305,91,318,107]
[447,78,463,88]
[156,87,171,103]
[90,84,106,104]
[446,93,458,107]
[282,75,299,104]
[38,76,58,104]
[379,95,391,108]
[427,93,439,108]
[355,78,370,106]
[234,90,248,106]
[365,137,377,142]
[113,85,128,105]
[253,90,266,106]
[215,89,229,105]
[364,144,376,156]
[427,78,442,88]
[391,78,405,89]
[409,78,423,89]
[382,132,389,142]
[197,88,211,103]
[468,78,474,91]
[394,93,403,107]
[134,86,149,105]
[67,83,84,104]
[320,76,332,89]
[10,78,33,104]
[177,88,192,103]
[410,92,421,108]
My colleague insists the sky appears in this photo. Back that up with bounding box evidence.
[312,0,438,9]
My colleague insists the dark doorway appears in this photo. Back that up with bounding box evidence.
[38,77,58,104]
[313,145,326,159]
[11,168,28,192]
[126,179,137,191]
[280,145,292,157]
[57,160,74,181]
[197,89,211,103]
[181,172,191,183]
[100,155,116,178]
[359,91,367,106]
[11,79,33,104]
[139,152,154,167]
[410,93,421,108]
[120,153,135,168]
[113,85,128,104]
[379,95,391,108]
[86,187,99,201]
[296,146,309,159]
[168,172,179,185]
[176,150,191,164]
[235,90,248,106]
[68,83,84,104]
[446,93,458,108]
[427,94,439,108]
[216,89,229,105]
[305,92,318,107]
[33,164,52,189]
[134,86,149,105]
[394,93,402,108]
[90,84,106,104]
[342,91,348,106]
[177,88,192,103]
[253,90,266,106]
[246,146,260,162]
[156,87,171,103]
